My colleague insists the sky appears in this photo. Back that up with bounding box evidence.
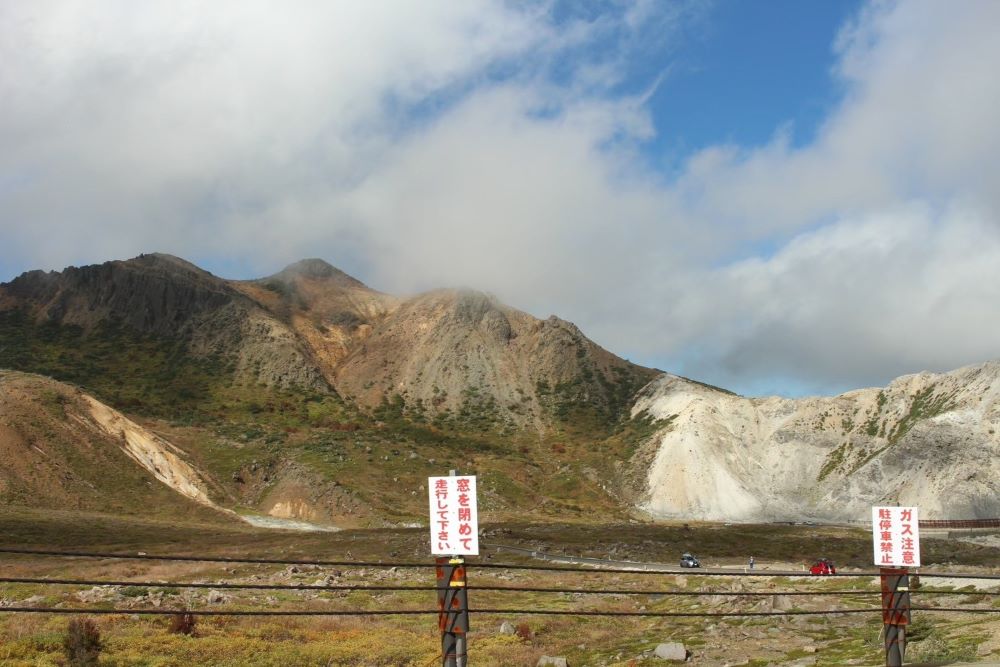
[2,0,1000,398]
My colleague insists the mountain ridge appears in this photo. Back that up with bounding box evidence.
[0,253,657,429]
[2,253,997,524]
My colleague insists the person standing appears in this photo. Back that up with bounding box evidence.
[749,555,755,570]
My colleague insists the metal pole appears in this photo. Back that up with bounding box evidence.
[449,469,468,667]
[453,556,469,667]
[436,556,456,667]
[880,567,910,667]
[437,554,468,666]
[436,557,468,667]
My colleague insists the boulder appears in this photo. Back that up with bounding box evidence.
[75,587,110,604]
[536,657,569,667]
[499,621,517,635]
[206,589,230,604]
[771,594,794,611]
[654,642,687,661]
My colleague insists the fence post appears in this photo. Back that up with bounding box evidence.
[437,556,468,667]
[880,567,910,667]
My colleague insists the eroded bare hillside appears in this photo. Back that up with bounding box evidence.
[0,370,229,520]
[632,362,1000,521]
[331,289,656,428]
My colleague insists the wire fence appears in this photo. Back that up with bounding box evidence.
[2,546,1000,620]
[3,576,998,597]
[2,546,999,579]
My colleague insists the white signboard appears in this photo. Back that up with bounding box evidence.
[429,475,479,556]
[872,506,920,567]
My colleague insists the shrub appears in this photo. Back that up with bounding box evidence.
[168,611,197,636]
[515,622,533,641]
[119,586,149,598]
[63,618,102,666]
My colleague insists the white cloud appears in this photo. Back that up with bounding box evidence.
[662,204,1000,394]
[1,0,999,395]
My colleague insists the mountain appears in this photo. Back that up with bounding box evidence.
[0,253,329,416]
[331,289,654,430]
[5,253,995,525]
[0,254,655,428]
[629,362,1000,521]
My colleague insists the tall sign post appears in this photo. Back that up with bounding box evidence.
[872,506,920,667]
[430,471,478,667]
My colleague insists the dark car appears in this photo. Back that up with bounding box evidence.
[809,558,836,575]
[679,553,701,568]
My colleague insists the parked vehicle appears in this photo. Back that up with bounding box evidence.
[809,558,836,575]
[679,553,701,568]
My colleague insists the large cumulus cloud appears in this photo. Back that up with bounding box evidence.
[2,0,999,396]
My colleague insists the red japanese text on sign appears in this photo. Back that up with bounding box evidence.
[428,475,479,556]
[871,506,920,567]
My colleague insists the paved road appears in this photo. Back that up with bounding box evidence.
[486,543,813,575]
[484,543,1000,584]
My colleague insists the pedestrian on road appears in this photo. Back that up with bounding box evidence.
[749,555,755,570]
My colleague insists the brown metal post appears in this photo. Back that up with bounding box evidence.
[449,469,469,667]
[880,567,910,667]
[437,556,468,667]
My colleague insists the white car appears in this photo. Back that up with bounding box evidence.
[679,553,701,568]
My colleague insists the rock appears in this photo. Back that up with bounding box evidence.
[536,657,568,667]
[75,587,109,603]
[206,589,229,604]
[287,565,300,574]
[653,642,687,661]
[22,595,46,606]
[771,594,794,611]
[802,646,817,653]
[499,621,516,635]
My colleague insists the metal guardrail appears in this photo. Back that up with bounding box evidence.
[843,518,1000,529]
[919,519,1000,529]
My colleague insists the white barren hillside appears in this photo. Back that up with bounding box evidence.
[631,361,1000,521]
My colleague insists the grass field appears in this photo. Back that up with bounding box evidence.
[2,509,999,665]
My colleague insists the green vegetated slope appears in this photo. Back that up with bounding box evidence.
[0,254,661,525]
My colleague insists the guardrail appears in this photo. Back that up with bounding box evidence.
[919,519,1000,529]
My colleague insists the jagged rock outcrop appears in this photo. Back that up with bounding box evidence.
[0,253,327,390]
[631,362,1000,521]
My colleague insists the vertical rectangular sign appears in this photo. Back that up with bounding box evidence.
[429,475,479,556]
[872,506,921,567]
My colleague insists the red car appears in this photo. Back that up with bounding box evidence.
[810,558,837,575]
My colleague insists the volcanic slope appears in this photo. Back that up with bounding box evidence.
[0,370,230,521]
[0,253,656,429]
[0,253,329,417]
[632,361,1000,521]
[235,259,657,429]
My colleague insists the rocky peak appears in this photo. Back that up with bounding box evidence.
[1,253,238,333]
[269,259,368,289]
